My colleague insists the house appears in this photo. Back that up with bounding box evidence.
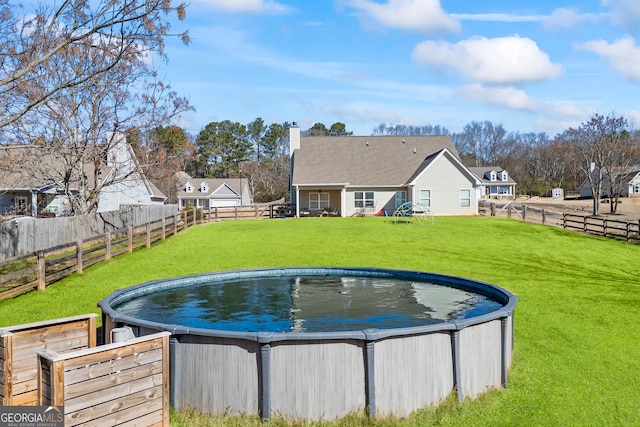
[177,178,251,209]
[289,125,482,217]
[579,168,640,198]
[0,133,166,217]
[469,167,517,199]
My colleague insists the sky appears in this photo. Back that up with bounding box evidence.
[155,0,640,137]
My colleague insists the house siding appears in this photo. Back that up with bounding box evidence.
[413,154,477,216]
[344,188,400,217]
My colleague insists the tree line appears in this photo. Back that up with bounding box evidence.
[0,1,635,216]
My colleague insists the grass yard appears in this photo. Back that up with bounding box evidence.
[1,216,639,426]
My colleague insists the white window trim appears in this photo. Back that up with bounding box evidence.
[419,189,431,208]
[460,189,471,207]
[309,192,330,210]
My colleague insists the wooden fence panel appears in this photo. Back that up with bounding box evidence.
[0,314,97,406]
[38,332,170,427]
[0,205,178,261]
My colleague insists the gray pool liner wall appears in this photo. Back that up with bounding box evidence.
[98,267,517,421]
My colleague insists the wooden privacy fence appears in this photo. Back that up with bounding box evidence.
[38,332,170,427]
[0,314,97,406]
[0,214,184,301]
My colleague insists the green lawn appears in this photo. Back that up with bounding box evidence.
[1,217,639,426]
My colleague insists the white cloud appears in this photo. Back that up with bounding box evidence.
[345,0,460,34]
[412,36,563,84]
[603,0,640,33]
[458,84,536,111]
[192,0,292,14]
[578,36,640,81]
[452,13,545,23]
[543,8,601,29]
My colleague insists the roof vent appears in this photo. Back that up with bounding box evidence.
[402,139,405,143]
[413,148,417,154]
[366,141,369,146]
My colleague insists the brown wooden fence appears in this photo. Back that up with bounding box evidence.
[563,214,640,243]
[480,200,640,244]
[0,214,185,301]
[0,314,97,406]
[38,331,170,427]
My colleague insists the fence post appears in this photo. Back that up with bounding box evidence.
[583,216,587,232]
[161,218,166,240]
[255,205,258,218]
[146,223,151,248]
[105,232,111,260]
[215,207,218,220]
[174,214,179,236]
[491,203,496,216]
[235,206,238,220]
[522,204,526,221]
[127,227,133,253]
[507,205,512,219]
[542,209,546,225]
[626,221,631,242]
[76,240,83,275]
[37,251,45,291]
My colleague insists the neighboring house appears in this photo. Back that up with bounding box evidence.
[0,133,166,217]
[289,125,482,217]
[177,178,251,209]
[469,167,517,199]
[579,168,640,198]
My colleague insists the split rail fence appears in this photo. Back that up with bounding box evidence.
[479,200,640,244]
[0,204,281,301]
[0,214,185,301]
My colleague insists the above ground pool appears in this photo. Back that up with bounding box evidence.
[99,267,517,421]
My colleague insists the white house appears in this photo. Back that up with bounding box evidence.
[289,125,482,217]
[177,178,251,209]
[468,167,517,199]
[0,133,165,217]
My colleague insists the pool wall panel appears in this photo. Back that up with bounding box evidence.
[270,340,366,420]
[173,335,260,416]
[373,332,454,417]
[459,320,502,399]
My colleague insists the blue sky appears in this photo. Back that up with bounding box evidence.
[157,0,640,137]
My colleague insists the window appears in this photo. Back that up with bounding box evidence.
[185,183,193,193]
[309,193,329,210]
[200,183,209,193]
[354,191,374,208]
[420,189,431,208]
[489,171,497,182]
[460,189,471,207]
[501,171,508,182]
[395,191,406,209]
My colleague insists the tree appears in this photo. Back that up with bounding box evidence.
[558,113,638,215]
[329,122,353,136]
[135,126,196,204]
[372,123,450,136]
[453,121,515,167]
[0,0,188,131]
[307,122,328,136]
[247,117,266,161]
[196,121,252,178]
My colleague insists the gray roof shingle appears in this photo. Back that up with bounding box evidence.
[292,135,458,186]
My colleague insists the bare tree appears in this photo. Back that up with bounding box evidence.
[0,0,188,131]
[558,113,638,215]
[2,0,192,214]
